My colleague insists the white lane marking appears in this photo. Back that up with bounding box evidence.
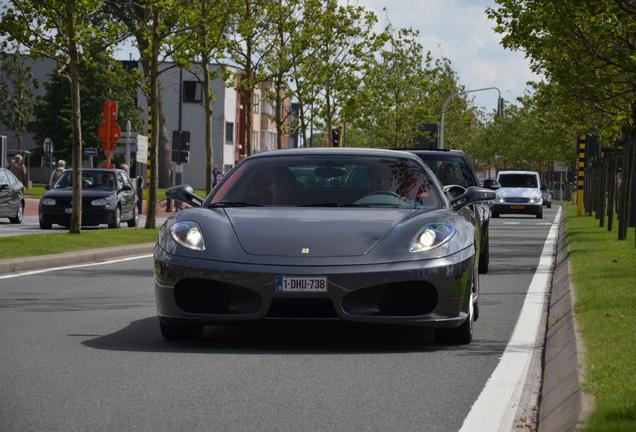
[502,221,520,225]
[459,206,561,432]
[0,254,153,280]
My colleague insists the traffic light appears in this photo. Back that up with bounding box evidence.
[331,127,340,147]
[497,97,504,117]
[171,130,190,163]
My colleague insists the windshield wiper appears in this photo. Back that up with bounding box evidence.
[300,202,369,207]
[208,201,264,207]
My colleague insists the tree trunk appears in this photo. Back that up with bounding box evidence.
[275,80,284,150]
[67,2,82,234]
[325,86,332,146]
[145,9,160,229]
[202,58,213,194]
[157,93,171,188]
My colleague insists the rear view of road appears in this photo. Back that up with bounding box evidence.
[0,208,558,432]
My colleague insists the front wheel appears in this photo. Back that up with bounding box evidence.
[108,207,121,228]
[9,201,24,224]
[127,206,139,227]
[536,210,543,219]
[159,320,204,340]
[435,294,474,345]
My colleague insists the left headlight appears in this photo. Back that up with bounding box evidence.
[169,221,205,251]
[91,198,108,206]
[409,223,456,253]
[529,195,542,204]
[495,196,505,203]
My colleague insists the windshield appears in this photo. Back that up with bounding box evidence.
[54,171,118,191]
[498,173,538,188]
[418,154,476,188]
[210,155,442,210]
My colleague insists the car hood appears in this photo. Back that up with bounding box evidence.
[43,189,116,199]
[496,187,540,198]
[225,207,414,257]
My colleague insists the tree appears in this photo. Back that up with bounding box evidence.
[0,0,125,233]
[0,49,37,150]
[488,0,636,137]
[311,1,379,146]
[31,56,141,166]
[173,0,232,194]
[225,0,274,156]
[108,0,184,229]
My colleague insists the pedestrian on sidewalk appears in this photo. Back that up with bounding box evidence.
[9,154,28,186]
[48,159,66,187]
[212,165,223,188]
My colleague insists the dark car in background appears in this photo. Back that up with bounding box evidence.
[406,149,491,274]
[155,148,495,344]
[39,168,138,229]
[0,168,25,224]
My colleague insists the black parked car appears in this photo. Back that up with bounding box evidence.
[406,149,491,274]
[39,168,138,229]
[0,168,25,224]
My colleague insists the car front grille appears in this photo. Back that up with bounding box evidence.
[504,197,530,203]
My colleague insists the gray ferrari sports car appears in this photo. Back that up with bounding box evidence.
[155,148,494,344]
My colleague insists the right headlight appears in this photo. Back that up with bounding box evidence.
[495,196,505,203]
[169,221,205,251]
[409,223,456,253]
[41,198,56,206]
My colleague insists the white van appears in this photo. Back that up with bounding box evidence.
[492,170,543,219]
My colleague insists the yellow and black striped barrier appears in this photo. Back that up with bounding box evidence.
[577,134,586,216]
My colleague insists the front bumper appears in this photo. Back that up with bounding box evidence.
[493,202,542,215]
[154,245,475,328]
[39,205,116,226]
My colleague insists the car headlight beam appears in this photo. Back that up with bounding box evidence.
[169,221,205,251]
[409,223,456,253]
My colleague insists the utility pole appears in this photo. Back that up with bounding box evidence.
[439,87,502,150]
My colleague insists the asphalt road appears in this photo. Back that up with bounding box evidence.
[0,208,558,432]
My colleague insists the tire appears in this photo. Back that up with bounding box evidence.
[9,201,24,224]
[127,206,139,228]
[159,320,203,340]
[478,230,489,274]
[536,210,543,219]
[108,206,121,229]
[39,217,52,229]
[435,275,475,345]
[547,203,552,208]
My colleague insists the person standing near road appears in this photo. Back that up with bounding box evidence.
[212,165,223,188]
[9,154,28,186]
[48,159,66,187]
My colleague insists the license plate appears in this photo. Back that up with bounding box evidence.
[276,276,328,293]
[510,205,525,209]
[64,208,73,214]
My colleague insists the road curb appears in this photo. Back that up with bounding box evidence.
[538,208,593,431]
[0,243,155,275]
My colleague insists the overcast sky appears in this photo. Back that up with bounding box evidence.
[353,0,539,112]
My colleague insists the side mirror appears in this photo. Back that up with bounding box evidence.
[451,186,496,211]
[443,184,466,200]
[540,184,547,191]
[166,184,203,208]
[121,184,132,191]
[44,184,51,190]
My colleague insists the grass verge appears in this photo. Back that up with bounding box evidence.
[0,228,159,260]
[564,203,636,431]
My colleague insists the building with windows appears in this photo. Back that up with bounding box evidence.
[0,57,292,188]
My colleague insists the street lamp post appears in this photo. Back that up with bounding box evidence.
[438,86,502,150]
